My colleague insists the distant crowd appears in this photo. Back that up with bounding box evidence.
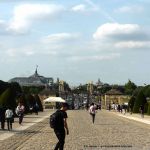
[0,102,39,131]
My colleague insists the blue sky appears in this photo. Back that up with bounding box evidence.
[0,0,150,85]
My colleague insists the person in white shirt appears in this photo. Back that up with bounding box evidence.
[16,103,25,125]
[5,107,13,130]
[89,103,96,124]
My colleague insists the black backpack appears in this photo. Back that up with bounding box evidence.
[49,110,60,128]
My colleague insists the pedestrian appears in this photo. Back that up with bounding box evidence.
[108,103,111,111]
[52,102,69,150]
[0,107,6,130]
[86,103,89,111]
[16,103,25,125]
[29,104,33,114]
[139,105,144,118]
[117,104,121,112]
[89,103,96,124]
[122,103,126,115]
[34,103,39,115]
[5,107,14,130]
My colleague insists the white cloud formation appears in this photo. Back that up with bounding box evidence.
[71,4,86,12]
[115,41,150,49]
[42,33,80,43]
[68,53,120,61]
[93,23,150,49]
[115,5,144,13]
[7,4,64,33]
[93,23,142,40]
[0,20,9,34]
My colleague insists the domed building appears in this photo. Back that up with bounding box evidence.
[9,67,53,87]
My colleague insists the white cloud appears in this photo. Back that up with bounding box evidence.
[93,23,145,41]
[115,41,150,49]
[0,20,6,26]
[72,4,86,12]
[42,33,80,43]
[115,5,144,13]
[69,53,120,61]
[7,4,64,33]
[93,23,150,49]
[0,20,9,34]
[5,48,18,57]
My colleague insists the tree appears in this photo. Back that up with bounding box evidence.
[0,80,9,95]
[133,90,147,113]
[125,80,137,95]
[128,96,135,113]
[100,84,111,94]
[143,85,150,97]
[0,88,16,110]
[22,86,45,95]
[147,102,150,115]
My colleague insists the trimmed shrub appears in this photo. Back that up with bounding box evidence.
[147,102,150,115]
[133,90,147,113]
[0,88,16,110]
[128,96,135,113]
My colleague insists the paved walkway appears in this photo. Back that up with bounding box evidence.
[0,110,150,150]
[110,110,150,125]
[0,110,51,140]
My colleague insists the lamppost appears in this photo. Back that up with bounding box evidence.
[87,81,93,106]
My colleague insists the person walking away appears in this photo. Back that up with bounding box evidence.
[139,105,144,118]
[108,103,111,111]
[29,105,33,114]
[34,103,39,115]
[0,107,6,130]
[5,107,14,130]
[52,103,69,150]
[16,103,25,125]
[89,103,96,124]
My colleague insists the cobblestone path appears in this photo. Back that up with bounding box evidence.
[0,110,150,150]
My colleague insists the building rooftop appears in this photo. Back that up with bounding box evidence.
[9,67,53,87]
[105,89,123,95]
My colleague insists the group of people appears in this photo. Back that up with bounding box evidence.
[109,103,128,114]
[0,101,40,131]
[0,103,25,131]
[0,107,14,130]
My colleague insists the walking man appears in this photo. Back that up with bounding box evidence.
[89,103,96,124]
[53,103,69,150]
[5,107,14,130]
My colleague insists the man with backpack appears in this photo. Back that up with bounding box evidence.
[50,102,69,150]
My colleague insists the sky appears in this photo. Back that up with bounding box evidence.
[0,0,150,86]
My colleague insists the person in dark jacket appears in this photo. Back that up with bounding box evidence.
[0,107,6,130]
[53,103,69,150]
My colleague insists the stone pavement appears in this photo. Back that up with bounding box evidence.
[111,110,150,125]
[0,110,150,150]
[0,110,51,140]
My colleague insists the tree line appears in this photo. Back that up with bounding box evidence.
[0,80,43,113]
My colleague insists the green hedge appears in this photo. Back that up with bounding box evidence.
[0,88,16,110]
[147,102,150,115]
[133,90,147,113]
